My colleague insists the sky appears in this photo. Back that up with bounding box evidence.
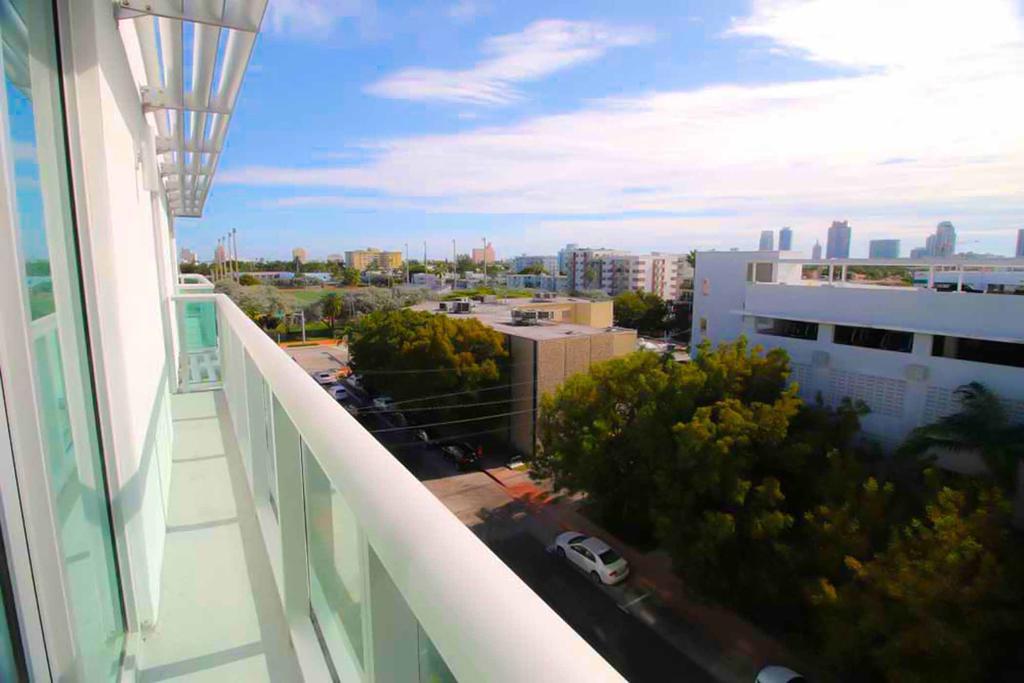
[182,0,1024,261]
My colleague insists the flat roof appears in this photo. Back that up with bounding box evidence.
[412,300,630,341]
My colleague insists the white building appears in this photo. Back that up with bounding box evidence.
[505,273,569,292]
[568,248,694,299]
[693,251,1024,453]
[0,2,619,681]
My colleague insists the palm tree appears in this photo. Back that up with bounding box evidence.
[320,292,344,335]
[686,249,697,268]
[900,382,1024,492]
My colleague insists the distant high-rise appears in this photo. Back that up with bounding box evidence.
[180,247,197,265]
[934,221,956,257]
[557,243,579,275]
[778,227,793,251]
[326,253,344,263]
[758,230,774,251]
[1017,228,1024,258]
[868,239,900,259]
[292,247,308,264]
[811,241,822,260]
[826,220,851,259]
[214,243,227,264]
[472,242,496,264]
[910,247,928,259]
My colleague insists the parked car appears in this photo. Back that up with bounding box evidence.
[346,373,363,388]
[415,428,433,443]
[328,384,348,401]
[755,666,805,683]
[312,370,335,385]
[553,532,630,585]
[372,396,394,410]
[441,443,479,470]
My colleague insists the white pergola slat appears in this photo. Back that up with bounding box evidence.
[117,0,268,217]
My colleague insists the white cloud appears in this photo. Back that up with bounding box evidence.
[365,19,654,105]
[226,1,1024,252]
[265,0,372,39]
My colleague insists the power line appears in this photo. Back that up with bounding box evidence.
[378,426,512,450]
[373,379,537,409]
[369,407,536,434]
[357,396,527,415]
[352,360,533,376]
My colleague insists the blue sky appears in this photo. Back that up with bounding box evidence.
[182,0,1024,261]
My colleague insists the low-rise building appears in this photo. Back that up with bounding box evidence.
[693,251,1024,457]
[511,255,559,274]
[417,298,636,456]
[346,248,403,271]
[568,248,694,300]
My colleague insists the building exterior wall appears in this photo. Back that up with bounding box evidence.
[512,255,559,274]
[509,336,536,456]
[868,239,900,258]
[693,250,1024,452]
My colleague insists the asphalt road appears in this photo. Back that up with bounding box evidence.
[487,532,714,683]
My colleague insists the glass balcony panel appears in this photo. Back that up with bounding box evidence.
[303,444,365,671]
[177,298,222,389]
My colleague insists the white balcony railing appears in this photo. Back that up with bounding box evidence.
[171,293,624,682]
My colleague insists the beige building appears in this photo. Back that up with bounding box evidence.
[471,242,496,264]
[346,247,403,271]
[292,246,308,263]
[418,297,635,456]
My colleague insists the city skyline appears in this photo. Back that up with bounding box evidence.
[177,0,1024,259]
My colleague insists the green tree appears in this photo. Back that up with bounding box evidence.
[899,382,1024,492]
[348,309,508,404]
[812,482,1021,682]
[535,351,700,541]
[238,273,259,286]
[518,263,548,275]
[613,290,668,335]
[686,249,697,268]
[340,267,362,286]
[320,292,344,334]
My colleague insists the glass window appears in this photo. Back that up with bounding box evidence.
[598,548,621,565]
[932,335,1024,368]
[833,325,913,353]
[1,1,124,678]
[755,317,819,340]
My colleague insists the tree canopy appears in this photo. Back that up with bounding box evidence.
[534,340,1024,681]
[613,290,669,335]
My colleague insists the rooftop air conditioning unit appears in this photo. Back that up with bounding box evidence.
[451,301,472,314]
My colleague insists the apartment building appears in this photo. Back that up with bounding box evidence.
[868,239,901,258]
[505,273,569,292]
[471,242,496,265]
[692,251,1024,457]
[346,247,403,271]
[511,254,559,274]
[0,2,620,680]
[568,248,694,300]
[419,299,635,456]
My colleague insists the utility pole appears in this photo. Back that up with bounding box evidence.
[214,238,221,281]
[482,236,487,280]
[231,228,239,282]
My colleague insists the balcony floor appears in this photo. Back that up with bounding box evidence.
[136,391,302,681]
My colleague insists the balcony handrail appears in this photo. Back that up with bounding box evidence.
[177,273,214,286]
[210,293,624,682]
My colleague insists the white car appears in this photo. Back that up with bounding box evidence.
[553,532,630,585]
[755,666,805,683]
[372,396,394,410]
[328,385,348,401]
[312,370,335,385]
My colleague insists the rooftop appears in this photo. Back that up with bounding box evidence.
[413,298,629,341]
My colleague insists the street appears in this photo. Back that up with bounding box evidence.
[286,346,718,682]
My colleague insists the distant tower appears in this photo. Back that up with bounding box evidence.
[778,227,793,251]
[933,221,956,257]
[758,230,774,251]
[868,239,900,259]
[292,247,308,264]
[1017,228,1024,258]
[826,220,851,259]
[811,240,822,260]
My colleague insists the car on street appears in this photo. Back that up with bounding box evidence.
[327,384,348,401]
[441,442,479,470]
[553,532,630,585]
[312,370,336,385]
[346,374,363,388]
[755,666,805,683]
[372,396,394,410]
[415,428,433,443]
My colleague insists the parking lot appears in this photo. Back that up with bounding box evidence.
[286,346,717,682]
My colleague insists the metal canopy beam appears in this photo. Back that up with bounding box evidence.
[115,0,268,217]
[114,0,262,33]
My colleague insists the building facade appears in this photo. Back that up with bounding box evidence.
[557,243,578,274]
[759,230,774,251]
[511,255,559,274]
[471,242,496,264]
[811,241,823,259]
[826,220,851,259]
[778,227,793,251]
[504,273,569,292]
[868,239,901,258]
[179,247,197,264]
[326,253,344,263]
[345,247,403,271]
[0,3,620,680]
[1017,228,1024,258]
[292,246,308,263]
[692,251,1024,457]
[567,248,693,299]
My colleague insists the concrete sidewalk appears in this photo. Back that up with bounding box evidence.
[483,466,801,683]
